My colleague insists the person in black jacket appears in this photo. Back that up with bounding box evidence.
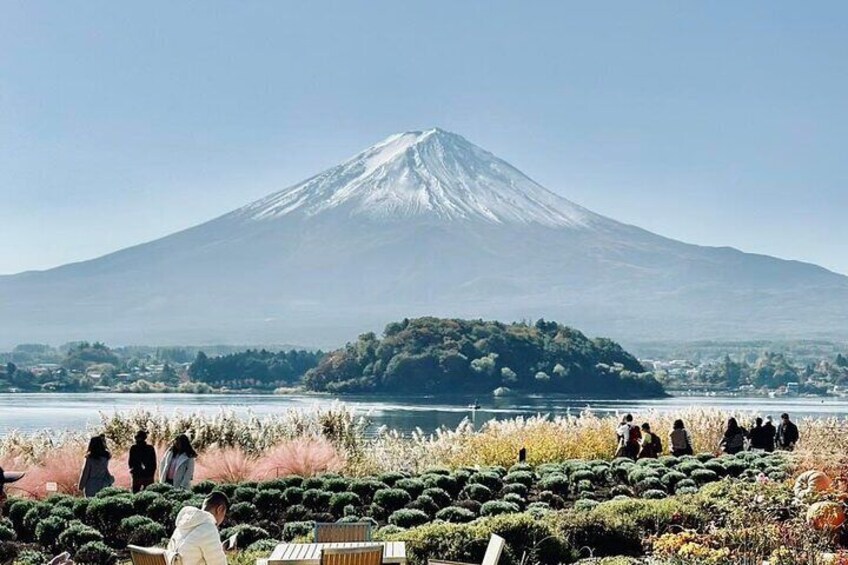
[776,413,799,451]
[129,430,157,493]
[761,416,776,452]
[748,417,773,451]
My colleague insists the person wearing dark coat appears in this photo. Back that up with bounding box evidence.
[719,417,748,455]
[78,436,114,497]
[129,430,157,493]
[776,413,799,451]
[748,417,774,451]
[761,416,777,452]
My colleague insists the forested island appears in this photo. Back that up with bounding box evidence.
[303,317,665,397]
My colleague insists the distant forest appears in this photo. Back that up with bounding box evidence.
[303,317,665,397]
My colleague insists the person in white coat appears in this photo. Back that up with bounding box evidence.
[167,491,229,565]
[160,434,197,489]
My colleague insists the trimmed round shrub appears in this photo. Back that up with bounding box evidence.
[504,471,534,488]
[301,477,324,490]
[484,465,507,477]
[423,474,460,496]
[192,480,217,495]
[536,491,565,510]
[388,509,429,529]
[144,483,174,495]
[502,493,526,509]
[660,471,688,490]
[247,539,280,554]
[373,489,412,513]
[8,499,38,537]
[704,460,728,477]
[349,479,389,501]
[627,467,658,486]
[642,489,668,500]
[395,478,426,499]
[676,478,697,490]
[220,524,271,548]
[133,490,162,514]
[691,469,720,485]
[423,466,451,476]
[526,502,552,518]
[538,473,569,496]
[229,501,258,523]
[461,483,493,503]
[576,479,594,493]
[676,460,704,475]
[35,515,67,551]
[468,472,503,492]
[73,498,91,520]
[696,452,715,462]
[453,499,482,515]
[501,483,528,498]
[75,541,117,565]
[480,500,520,517]
[610,485,634,497]
[119,516,166,547]
[21,503,51,542]
[636,477,664,493]
[329,492,361,516]
[282,521,314,541]
[94,487,130,499]
[302,489,332,512]
[282,487,304,505]
[659,456,679,468]
[536,463,563,476]
[323,477,349,493]
[578,491,598,501]
[571,469,595,484]
[59,523,104,555]
[509,463,533,473]
[145,498,178,528]
[574,499,600,512]
[723,459,749,477]
[377,472,407,487]
[254,489,285,520]
[233,486,258,503]
[284,504,308,522]
[422,487,451,509]
[408,495,439,517]
[676,486,699,495]
[0,524,15,542]
[13,549,48,565]
[85,496,135,538]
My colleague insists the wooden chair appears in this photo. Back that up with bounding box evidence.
[314,522,372,542]
[127,545,168,565]
[320,546,384,565]
[428,534,505,565]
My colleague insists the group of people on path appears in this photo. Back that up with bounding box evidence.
[615,412,800,460]
[78,430,199,497]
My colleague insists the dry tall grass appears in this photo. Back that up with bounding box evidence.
[2,405,846,498]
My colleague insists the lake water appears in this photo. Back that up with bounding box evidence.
[1,392,847,437]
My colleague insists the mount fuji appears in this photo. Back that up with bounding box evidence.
[2,128,847,348]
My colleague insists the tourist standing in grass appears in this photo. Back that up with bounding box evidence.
[615,414,641,459]
[78,435,114,497]
[762,416,777,452]
[160,434,197,489]
[167,491,230,565]
[776,413,799,451]
[669,419,694,456]
[719,418,747,455]
[129,430,157,493]
[748,417,774,452]
[638,422,662,458]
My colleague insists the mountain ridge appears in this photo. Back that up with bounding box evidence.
[0,128,846,348]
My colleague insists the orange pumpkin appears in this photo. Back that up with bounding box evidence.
[806,501,846,530]
[794,470,833,500]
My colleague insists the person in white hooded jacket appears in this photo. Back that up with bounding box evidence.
[167,491,229,565]
[160,434,197,489]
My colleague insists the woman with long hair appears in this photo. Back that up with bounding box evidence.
[159,433,197,489]
[719,417,748,455]
[78,435,114,497]
[669,419,694,456]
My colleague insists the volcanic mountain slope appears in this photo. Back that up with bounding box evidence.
[1,128,846,347]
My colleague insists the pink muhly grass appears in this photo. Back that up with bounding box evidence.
[196,447,259,483]
[9,444,85,498]
[257,438,345,479]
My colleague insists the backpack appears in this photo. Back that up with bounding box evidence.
[651,433,662,454]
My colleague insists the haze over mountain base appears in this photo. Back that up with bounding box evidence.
[2,129,846,348]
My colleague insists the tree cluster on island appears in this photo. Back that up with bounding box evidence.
[303,317,665,397]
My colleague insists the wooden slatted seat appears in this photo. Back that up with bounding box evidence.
[314,522,372,543]
[320,546,383,565]
[127,545,168,565]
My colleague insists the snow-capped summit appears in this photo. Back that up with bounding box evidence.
[239,128,595,227]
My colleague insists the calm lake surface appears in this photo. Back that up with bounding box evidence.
[1,393,847,437]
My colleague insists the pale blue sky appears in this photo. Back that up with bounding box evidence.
[1,2,846,274]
